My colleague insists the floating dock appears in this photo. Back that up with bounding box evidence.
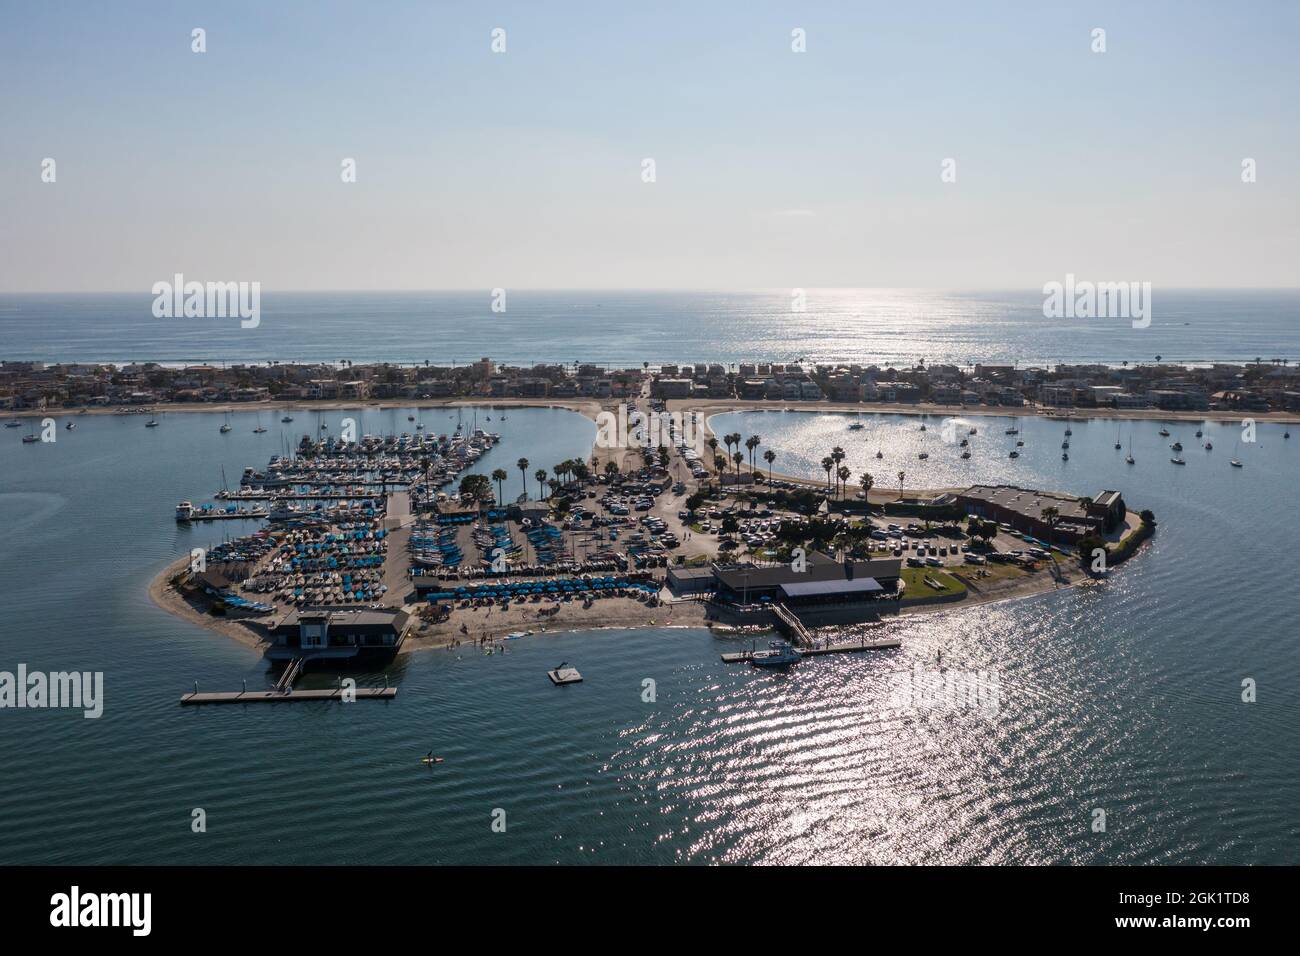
[721,636,900,663]
[547,666,583,685]
[180,687,396,705]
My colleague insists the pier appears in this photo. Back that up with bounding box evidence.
[180,687,397,705]
[721,635,900,663]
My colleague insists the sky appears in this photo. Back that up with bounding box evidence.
[0,0,1296,292]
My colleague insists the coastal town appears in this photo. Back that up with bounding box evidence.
[4,355,1300,415]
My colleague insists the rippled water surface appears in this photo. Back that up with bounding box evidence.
[0,407,1297,863]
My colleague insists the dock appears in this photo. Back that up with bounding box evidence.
[721,636,900,663]
[180,687,396,705]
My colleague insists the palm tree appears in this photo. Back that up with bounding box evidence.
[897,470,905,499]
[837,465,851,500]
[517,457,530,500]
[491,468,508,504]
[822,456,834,492]
[535,468,549,498]
[732,450,744,480]
[1041,505,1060,546]
[831,446,846,497]
[707,436,719,461]
[745,435,761,474]
[859,471,874,503]
[714,453,727,474]
[763,448,776,485]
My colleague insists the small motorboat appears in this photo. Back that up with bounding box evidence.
[960,450,971,459]
[1159,427,1170,437]
[253,426,267,433]
[281,415,294,423]
[65,422,75,430]
[918,452,928,460]
[1016,440,1024,446]
[1009,450,1020,458]
[1195,429,1203,438]
[1230,459,1243,468]
[145,419,159,427]
[408,415,415,422]
[1170,441,1183,451]
[848,422,864,431]
[749,641,802,669]
[1170,457,1186,465]
[1064,428,1072,436]
[3,421,20,428]
[1005,427,1019,435]
[22,434,39,444]
[220,423,232,433]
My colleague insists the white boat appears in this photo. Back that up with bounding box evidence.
[175,501,194,521]
[749,641,802,669]
[1170,457,1186,465]
[1230,459,1243,468]
[145,418,159,427]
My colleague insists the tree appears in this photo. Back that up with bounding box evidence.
[721,514,739,534]
[1040,506,1060,548]
[491,468,508,505]
[837,465,851,500]
[859,471,874,503]
[822,456,834,492]
[459,473,493,504]
[517,457,530,500]
[732,450,744,481]
[831,446,846,498]
[745,435,761,473]
[897,470,906,499]
[763,448,776,485]
[604,460,619,477]
[535,468,549,498]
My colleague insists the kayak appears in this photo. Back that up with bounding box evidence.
[420,757,444,765]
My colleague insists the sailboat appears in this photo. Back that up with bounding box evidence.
[281,411,294,423]
[1230,437,1243,468]
[253,412,267,434]
[1126,435,1135,465]
[1114,426,1122,450]
[220,411,232,433]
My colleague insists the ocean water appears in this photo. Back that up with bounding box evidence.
[2,289,1299,367]
[1,405,1297,864]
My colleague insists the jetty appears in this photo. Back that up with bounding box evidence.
[180,686,396,705]
[180,666,396,705]
[721,634,900,663]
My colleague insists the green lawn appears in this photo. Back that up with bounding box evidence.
[900,567,967,598]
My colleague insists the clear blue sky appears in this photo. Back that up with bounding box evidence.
[1,0,1296,291]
